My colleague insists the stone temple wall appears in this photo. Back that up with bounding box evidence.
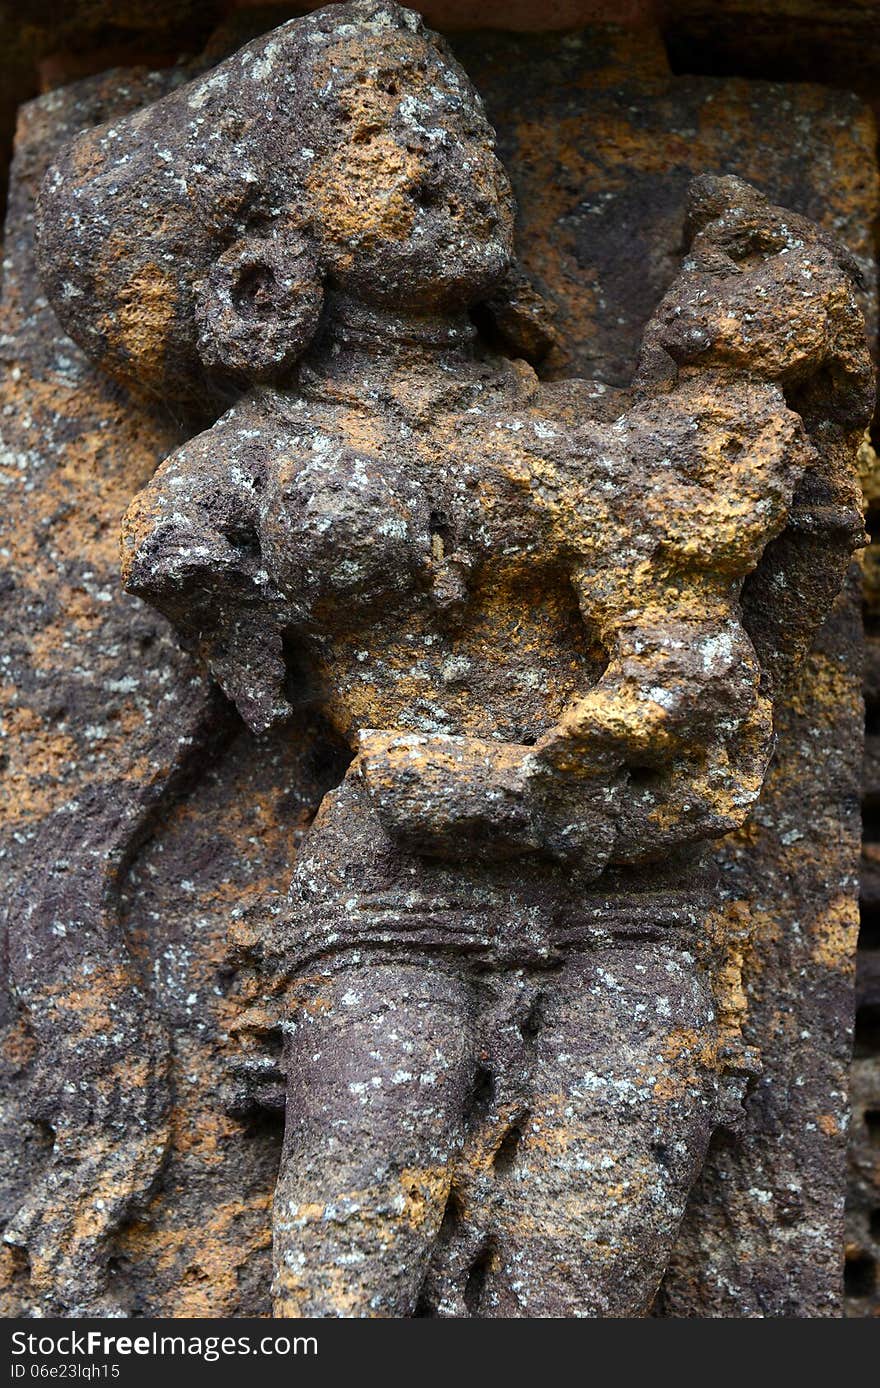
[0,0,878,1319]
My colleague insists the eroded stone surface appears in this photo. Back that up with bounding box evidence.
[0,69,215,1316]
[849,446,880,1317]
[2,0,876,1317]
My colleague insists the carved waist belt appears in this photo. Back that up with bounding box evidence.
[282,773,715,972]
[285,885,715,973]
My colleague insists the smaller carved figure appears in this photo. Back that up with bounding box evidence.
[35,0,873,1317]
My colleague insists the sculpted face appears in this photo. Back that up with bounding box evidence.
[308,32,515,310]
[35,1,515,405]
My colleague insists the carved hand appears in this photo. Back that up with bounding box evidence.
[122,508,292,734]
[357,728,620,870]
[357,730,536,858]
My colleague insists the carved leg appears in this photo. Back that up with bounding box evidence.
[273,962,475,1317]
[481,943,721,1317]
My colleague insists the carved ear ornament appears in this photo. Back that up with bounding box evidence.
[194,230,324,384]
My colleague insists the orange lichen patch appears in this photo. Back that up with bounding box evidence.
[273,1163,453,1316]
[659,1026,722,1074]
[117,1193,272,1317]
[333,406,393,456]
[119,479,168,582]
[788,651,861,725]
[36,988,132,1045]
[817,1113,840,1137]
[308,135,419,264]
[0,1246,30,1317]
[168,1105,242,1169]
[28,586,116,644]
[490,1150,659,1243]
[399,1166,453,1229]
[282,1165,452,1242]
[650,1074,681,1104]
[857,431,879,505]
[275,1263,373,1319]
[99,257,177,384]
[17,1121,175,1297]
[698,901,751,1052]
[279,982,333,1022]
[483,1098,572,1164]
[0,711,83,824]
[1,1014,37,1071]
[810,893,859,973]
[648,1031,719,1104]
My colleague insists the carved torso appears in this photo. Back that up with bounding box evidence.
[263,354,610,743]
[129,333,808,759]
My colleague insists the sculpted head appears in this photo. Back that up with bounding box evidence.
[36,0,515,404]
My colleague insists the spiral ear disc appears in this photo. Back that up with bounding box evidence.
[194,234,324,384]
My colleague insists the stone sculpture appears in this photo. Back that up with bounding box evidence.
[29,0,874,1316]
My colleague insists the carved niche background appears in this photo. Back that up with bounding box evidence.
[0,3,877,1317]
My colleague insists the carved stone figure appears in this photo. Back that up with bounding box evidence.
[32,0,874,1317]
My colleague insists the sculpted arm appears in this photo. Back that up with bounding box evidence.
[121,401,295,733]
